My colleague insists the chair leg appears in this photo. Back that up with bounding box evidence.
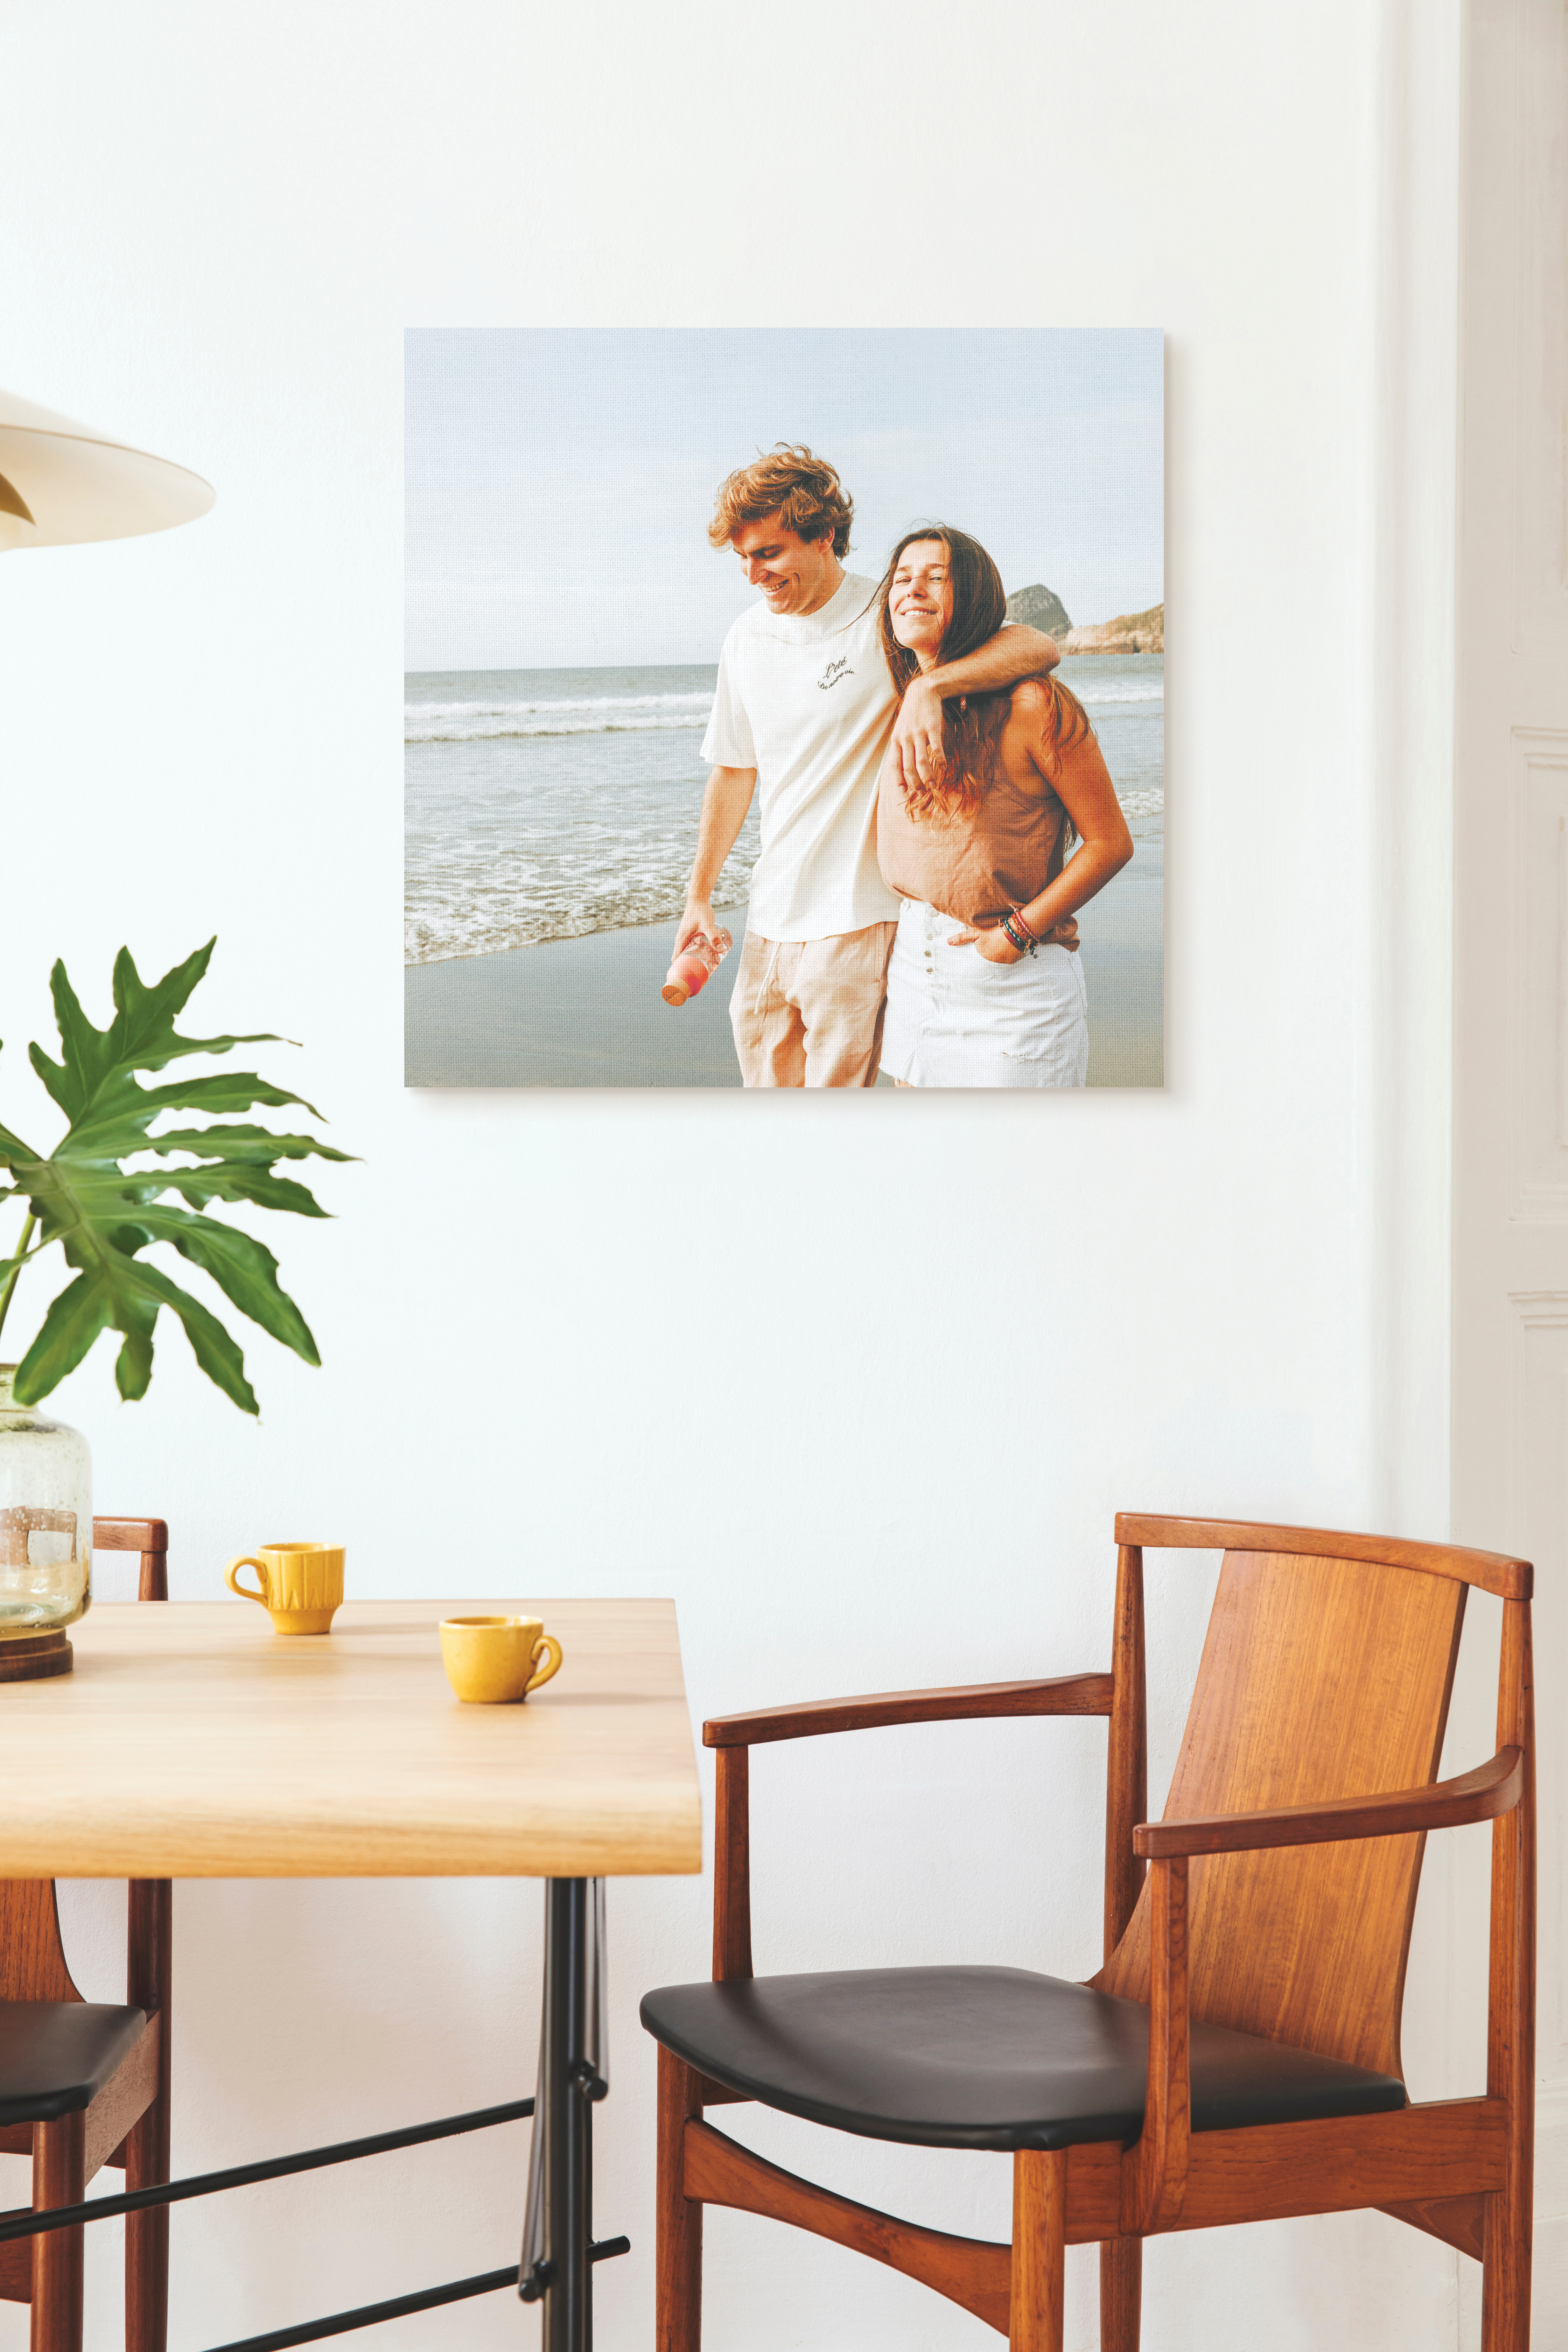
[125,1878,171,2352]
[656,2046,702,2352]
[1481,2187,1531,2351]
[31,2112,85,2352]
[124,2096,169,2352]
[1100,2236,1142,2349]
[1010,2150,1067,2352]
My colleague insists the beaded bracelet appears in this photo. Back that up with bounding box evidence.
[1000,911,1036,957]
[1009,902,1042,945]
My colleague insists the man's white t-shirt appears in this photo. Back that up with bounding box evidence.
[701,570,905,942]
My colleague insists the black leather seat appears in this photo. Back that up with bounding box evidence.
[639,1966,1407,2152]
[0,2000,148,2126]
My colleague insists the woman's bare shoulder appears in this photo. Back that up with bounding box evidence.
[1006,676,1065,742]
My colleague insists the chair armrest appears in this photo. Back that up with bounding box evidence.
[704,1673,1113,1749]
[1133,1747,1524,1860]
[1123,1747,1527,2236]
[704,1673,1114,1997]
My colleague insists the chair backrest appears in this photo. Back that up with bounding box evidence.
[0,1879,79,2002]
[1098,1533,1475,2079]
[0,1513,167,2004]
[92,1513,168,1601]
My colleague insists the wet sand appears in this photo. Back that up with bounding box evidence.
[405,856,1163,1090]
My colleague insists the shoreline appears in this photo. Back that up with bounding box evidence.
[405,861,1163,1090]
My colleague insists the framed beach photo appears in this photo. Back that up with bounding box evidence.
[405,328,1163,1090]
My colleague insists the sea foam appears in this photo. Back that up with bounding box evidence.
[406,691,714,744]
[405,680,1160,744]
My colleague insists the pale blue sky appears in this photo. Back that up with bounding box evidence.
[405,329,1163,672]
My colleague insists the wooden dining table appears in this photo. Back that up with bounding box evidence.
[0,1597,703,2351]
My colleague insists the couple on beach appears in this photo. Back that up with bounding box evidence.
[675,446,1134,1088]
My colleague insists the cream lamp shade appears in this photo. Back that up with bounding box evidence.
[0,385,214,552]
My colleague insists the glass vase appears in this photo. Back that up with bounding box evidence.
[0,1364,92,1676]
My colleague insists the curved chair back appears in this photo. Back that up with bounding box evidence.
[1099,1521,1526,2078]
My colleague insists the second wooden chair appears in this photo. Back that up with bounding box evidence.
[0,1515,172,2352]
[643,1514,1535,2351]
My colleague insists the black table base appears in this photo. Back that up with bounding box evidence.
[2,1876,624,2350]
[520,1877,629,2344]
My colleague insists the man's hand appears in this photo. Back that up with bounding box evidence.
[892,677,947,796]
[675,898,719,957]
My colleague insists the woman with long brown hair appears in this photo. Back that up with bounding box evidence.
[875,526,1134,1087]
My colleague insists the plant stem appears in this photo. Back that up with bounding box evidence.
[0,1211,37,1348]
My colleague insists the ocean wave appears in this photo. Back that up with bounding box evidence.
[407,678,1160,743]
[405,838,758,963]
[406,691,714,744]
[405,788,1162,963]
[1068,682,1164,707]
[412,691,714,720]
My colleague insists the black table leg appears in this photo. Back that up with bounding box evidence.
[522,1881,625,2350]
[542,1878,591,2351]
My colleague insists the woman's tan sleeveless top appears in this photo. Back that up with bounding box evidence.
[876,678,1112,925]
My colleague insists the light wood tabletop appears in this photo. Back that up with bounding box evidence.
[0,1600,702,1880]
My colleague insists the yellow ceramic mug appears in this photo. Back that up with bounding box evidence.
[226,1542,345,1635]
[439,1615,563,1704]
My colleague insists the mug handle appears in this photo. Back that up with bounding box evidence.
[526,1633,564,1694]
[226,1556,271,1606]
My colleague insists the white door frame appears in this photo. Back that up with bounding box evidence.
[1452,0,1568,2339]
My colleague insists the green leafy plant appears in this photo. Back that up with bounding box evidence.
[0,940,351,1414]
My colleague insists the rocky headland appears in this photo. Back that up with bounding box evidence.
[1062,602,1163,655]
[1005,582,1163,655]
[1003,582,1073,638]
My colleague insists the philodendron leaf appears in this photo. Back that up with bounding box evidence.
[45,1072,324,1167]
[16,1252,259,1413]
[0,943,353,1412]
[0,1100,42,1168]
[13,1269,119,1393]
[148,1125,354,1165]
[28,939,285,1122]
[162,1167,330,1219]
[131,1205,320,1364]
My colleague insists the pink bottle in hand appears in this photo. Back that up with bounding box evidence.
[662,926,733,1008]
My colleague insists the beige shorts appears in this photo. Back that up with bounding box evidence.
[730,922,899,1088]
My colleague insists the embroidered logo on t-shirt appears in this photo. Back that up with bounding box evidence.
[818,657,853,691]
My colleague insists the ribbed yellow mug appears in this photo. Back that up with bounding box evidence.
[225,1542,344,1635]
[439,1615,562,1704]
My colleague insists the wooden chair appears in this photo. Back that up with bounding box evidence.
[0,1516,172,2351]
[642,1515,1535,2351]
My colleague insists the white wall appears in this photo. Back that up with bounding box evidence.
[0,4,1475,2346]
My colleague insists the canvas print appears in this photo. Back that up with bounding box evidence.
[405,329,1163,1089]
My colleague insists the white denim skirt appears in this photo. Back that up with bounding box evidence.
[880,899,1089,1089]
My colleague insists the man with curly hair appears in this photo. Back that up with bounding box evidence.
[676,445,1063,1087]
